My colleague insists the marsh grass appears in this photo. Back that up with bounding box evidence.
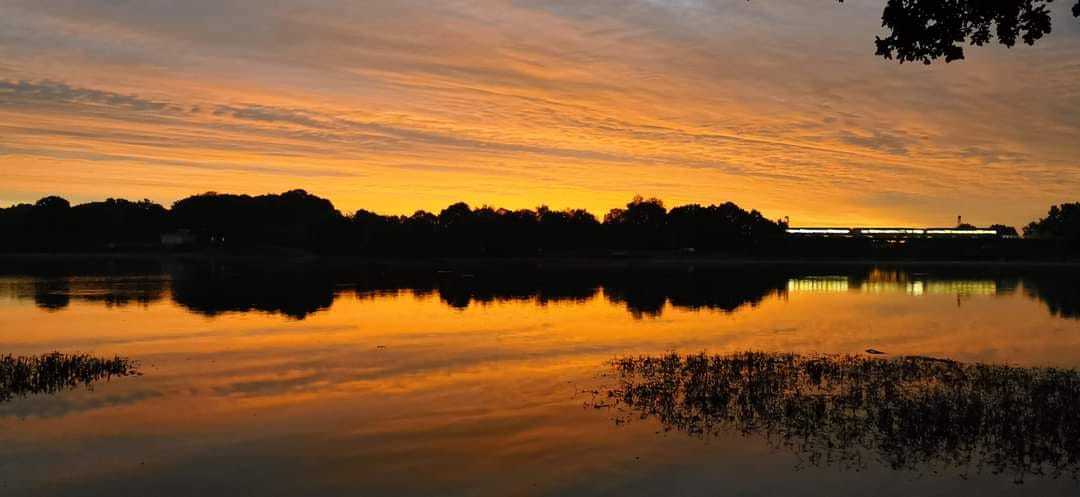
[597,352,1080,482]
[0,352,139,402]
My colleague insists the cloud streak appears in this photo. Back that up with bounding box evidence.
[0,80,182,112]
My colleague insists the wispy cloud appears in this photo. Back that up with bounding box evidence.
[0,80,183,112]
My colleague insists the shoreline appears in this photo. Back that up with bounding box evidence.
[1,252,1078,271]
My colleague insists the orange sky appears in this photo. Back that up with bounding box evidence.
[1,0,1078,227]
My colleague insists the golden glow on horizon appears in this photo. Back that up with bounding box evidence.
[1,0,1078,226]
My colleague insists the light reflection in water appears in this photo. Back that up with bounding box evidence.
[787,269,1001,297]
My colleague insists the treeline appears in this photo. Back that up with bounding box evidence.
[0,196,168,252]
[0,190,785,255]
[1,191,1077,258]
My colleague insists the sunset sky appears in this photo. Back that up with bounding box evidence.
[1,0,1078,227]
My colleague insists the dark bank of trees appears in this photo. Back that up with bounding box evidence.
[0,196,167,252]
[0,191,785,256]
[1009,202,1080,257]
[1026,203,1080,244]
[349,193,784,255]
[170,190,347,252]
[2,190,1078,259]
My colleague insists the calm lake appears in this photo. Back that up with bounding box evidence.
[1,260,1079,496]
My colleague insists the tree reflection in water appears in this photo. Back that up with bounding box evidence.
[595,352,1080,482]
[3,261,1078,321]
[0,353,139,402]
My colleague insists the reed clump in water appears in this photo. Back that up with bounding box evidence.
[597,352,1080,482]
[0,352,139,402]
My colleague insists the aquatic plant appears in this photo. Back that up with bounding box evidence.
[0,352,139,402]
[595,352,1080,482]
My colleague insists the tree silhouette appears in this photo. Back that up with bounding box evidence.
[70,198,168,249]
[537,206,602,252]
[1025,203,1080,240]
[171,189,345,251]
[830,0,1080,63]
[33,196,70,210]
[990,224,1020,238]
[1,191,1071,258]
[667,202,784,252]
[604,196,668,249]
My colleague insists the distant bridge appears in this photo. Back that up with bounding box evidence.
[786,227,1017,239]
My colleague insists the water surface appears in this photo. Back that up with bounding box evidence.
[1,261,1078,496]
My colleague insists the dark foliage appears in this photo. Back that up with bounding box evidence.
[348,195,787,255]
[171,189,346,251]
[0,192,784,256]
[2,190,1076,259]
[1,197,167,252]
[874,0,1079,64]
[990,224,1020,238]
[1025,203,1080,248]
[828,0,1080,63]
[595,352,1080,481]
[0,353,139,403]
